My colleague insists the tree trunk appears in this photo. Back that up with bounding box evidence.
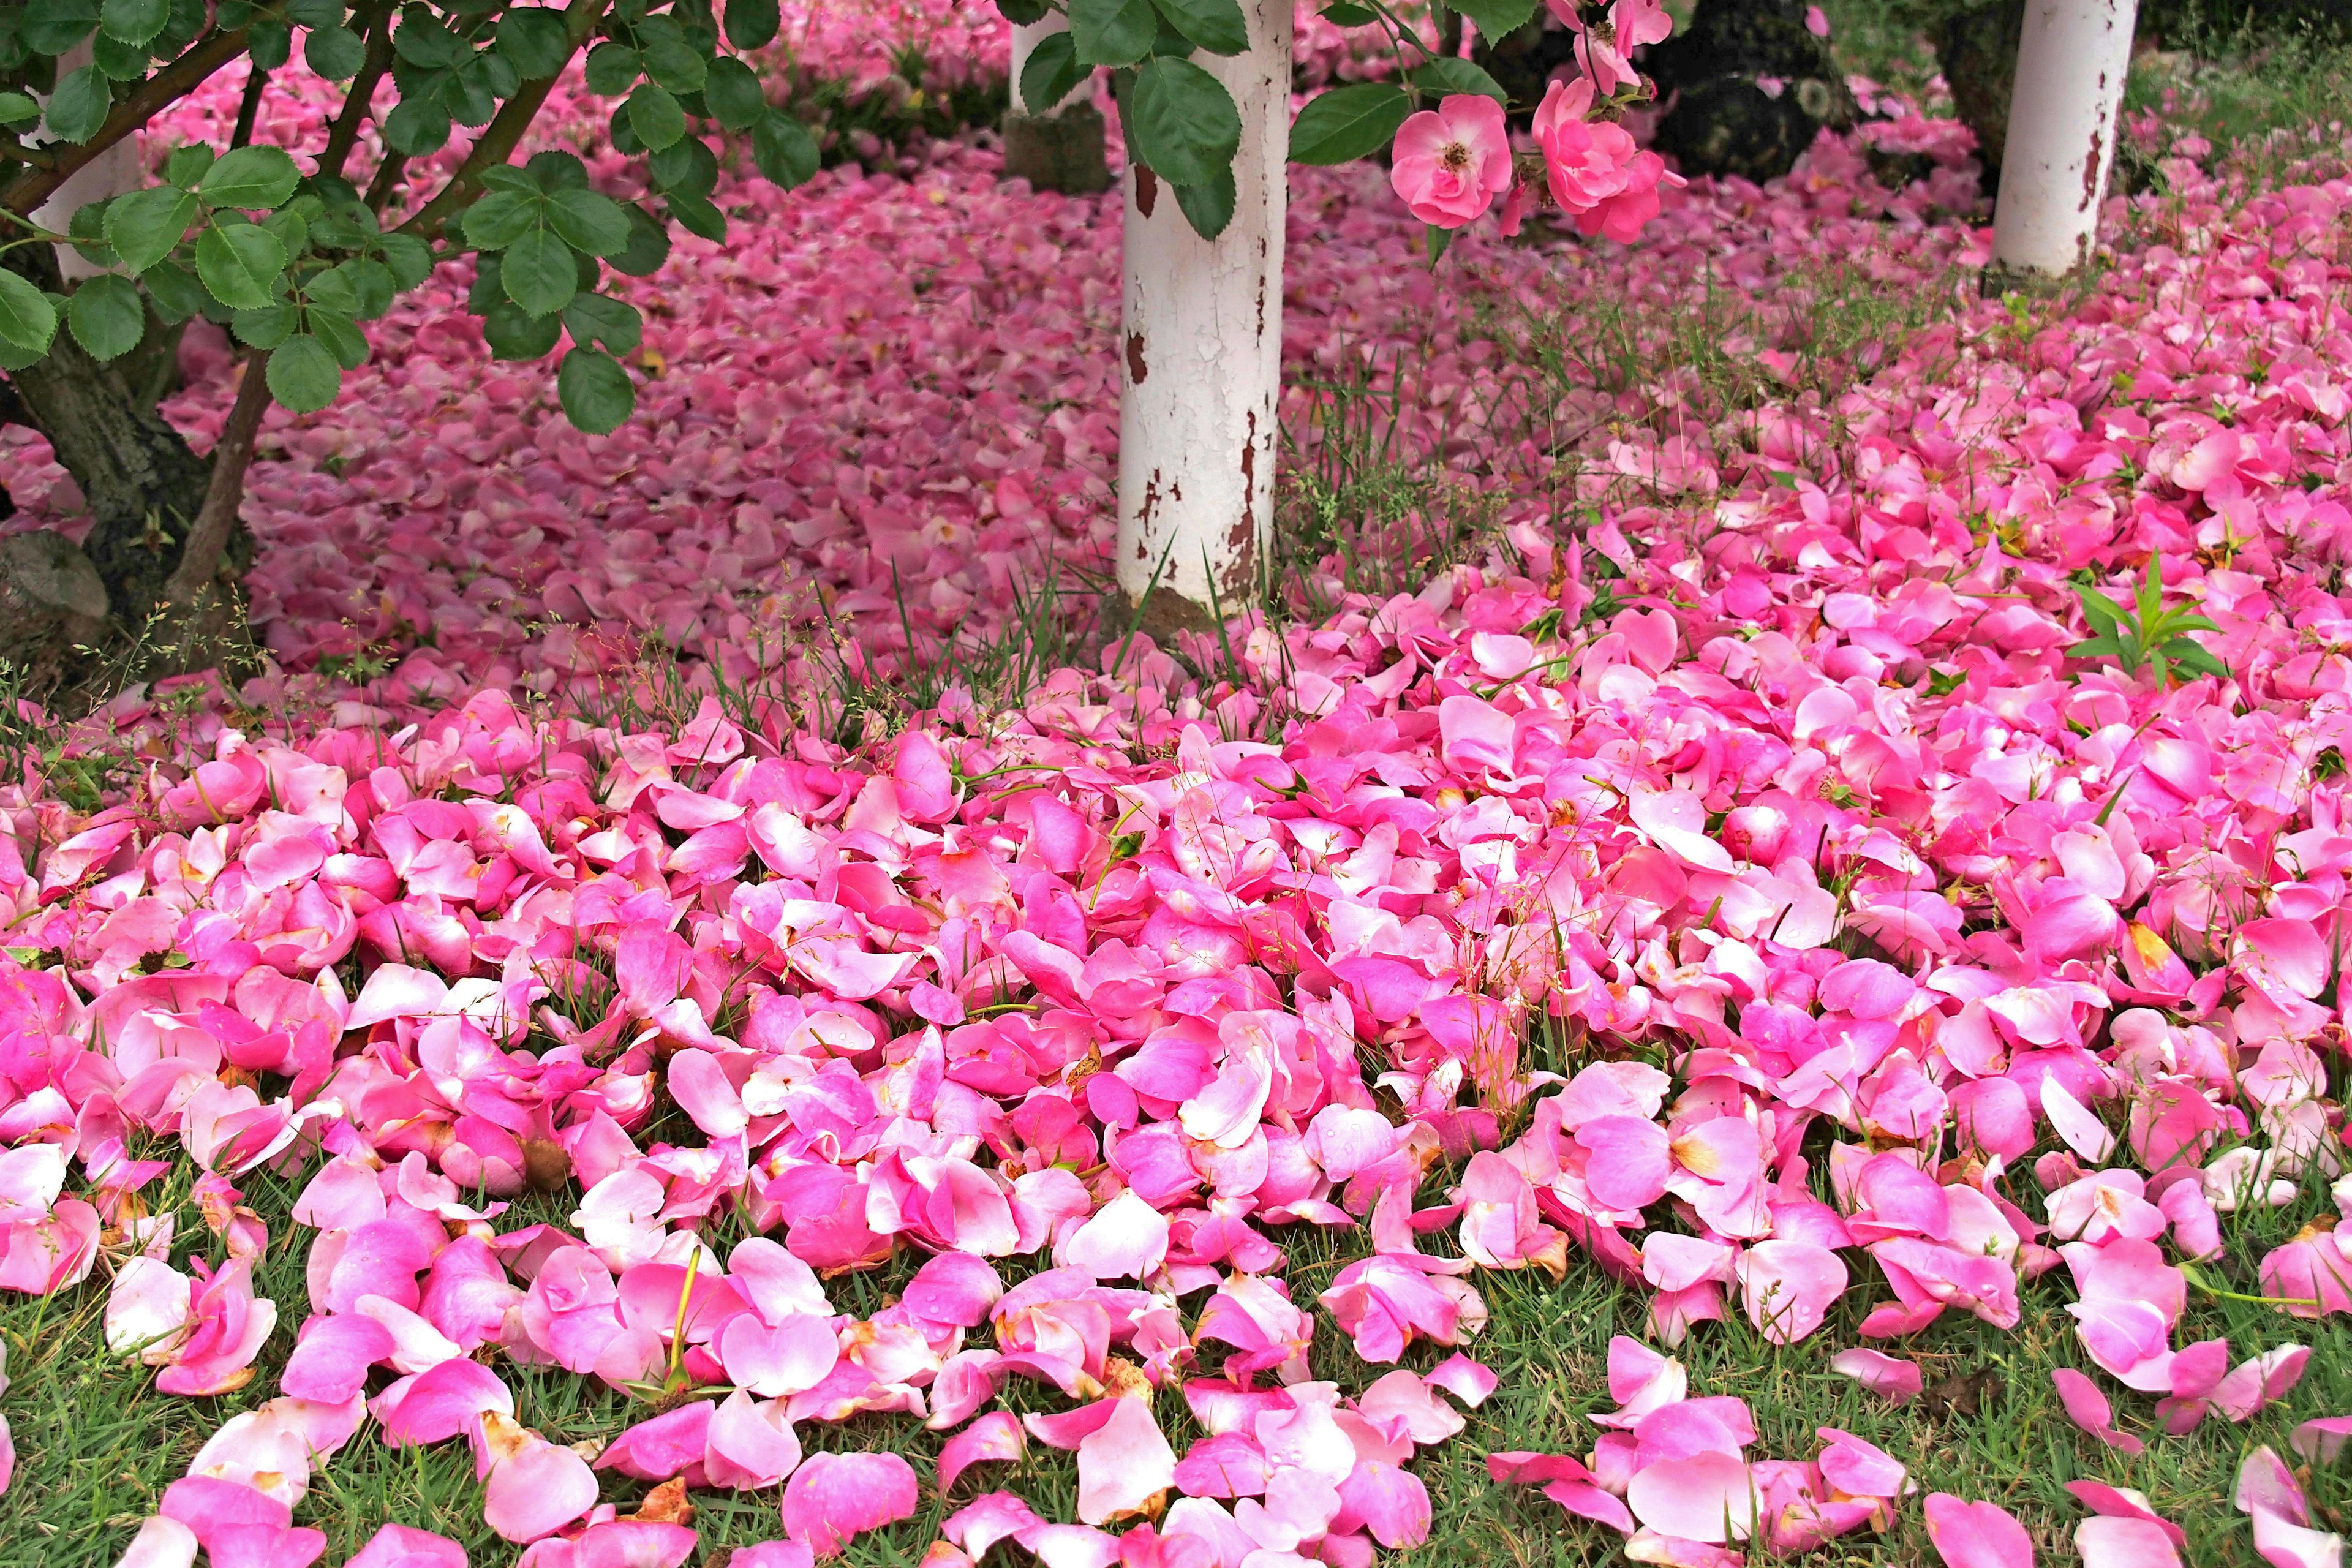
[1645,0,1858,183]
[1004,17,1112,195]
[1115,0,1290,636]
[1935,0,2027,184]
[1991,0,2139,276]
[1,244,214,654]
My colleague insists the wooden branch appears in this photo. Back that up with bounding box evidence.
[318,2,396,185]
[162,350,272,608]
[2,29,249,218]
[395,0,611,239]
[232,68,270,148]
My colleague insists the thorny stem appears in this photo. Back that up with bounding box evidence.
[1,28,252,217]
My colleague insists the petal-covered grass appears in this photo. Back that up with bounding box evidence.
[7,17,2352,1568]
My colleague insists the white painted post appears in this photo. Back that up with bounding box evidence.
[1115,0,1291,627]
[34,43,145,280]
[1991,0,2139,276]
[1003,12,1110,192]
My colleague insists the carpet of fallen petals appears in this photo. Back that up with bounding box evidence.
[2,14,2352,1568]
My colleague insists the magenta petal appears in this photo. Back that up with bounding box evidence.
[280,1313,397,1403]
[1923,1493,2035,1568]
[725,1547,817,1568]
[347,1523,469,1568]
[1333,1460,1431,1548]
[2051,1369,2143,1455]
[704,1390,802,1491]
[372,1357,514,1447]
[1828,1349,1922,1404]
[938,1411,1026,1493]
[781,1452,919,1557]
[901,1253,1004,1328]
[596,1401,716,1481]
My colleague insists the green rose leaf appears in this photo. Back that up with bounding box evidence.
[1150,0,1247,56]
[627,81,686,151]
[752,110,819,189]
[1128,56,1240,188]
[1018,31,1088,115]
[545,187,631,256]
[703,56,766,131]
[1287,81,1410,164]
[197,145,301,210]
[104,186,198,272]
[557,346,635,433]
[43,66,111,145]
[722,0,779,50]
[0,270,60,358]
[66,271,145,360]
[194,222,288,311]
[265,334,342,412]
[496,6,570,78]
[303,22,366,78]
[99,0,169,47]
[1068,0,1156,67]
[1408,58,1509,105]
[562,292,642,355]
[499,225,578,316]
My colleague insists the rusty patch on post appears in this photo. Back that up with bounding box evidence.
[1127,333,1148,384]
[1227,412,1260,575]
[1135,167,1158,217]
[2081,125,2104,211]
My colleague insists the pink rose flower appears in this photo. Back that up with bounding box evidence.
[1532,77,1640,211]
[1389,94,1513,229]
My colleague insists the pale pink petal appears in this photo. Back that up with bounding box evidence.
[1736,1240,1845,1344]
[481,1422,598,1543]
[2076,1517,2183,1568]
[1625,1452,1757,1543]
[2293,1418,2352,1464]
[1076,1395,1177,1527]
[1427,1354,1499,1408]
[1056,1190,1169,1281]
[116,1516,201,1568]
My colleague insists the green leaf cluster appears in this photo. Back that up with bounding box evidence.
[0,0,840,434]
[2067,555,2231,687]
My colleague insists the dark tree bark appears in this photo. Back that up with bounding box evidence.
[1934,0,2026,184]
[0,243,217,688]
[1645,0,1859,183]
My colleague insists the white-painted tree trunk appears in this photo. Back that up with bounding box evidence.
[1010,15,1069,118]
[1991,0,2139,276]
[1115,0,1290,620]
[34,43,145,281]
